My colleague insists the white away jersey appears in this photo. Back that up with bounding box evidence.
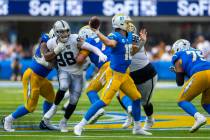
[130,46,150,72]
[47,34,83,75]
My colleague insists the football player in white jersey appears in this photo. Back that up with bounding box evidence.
[117,23,158,130]
[40,20,107,132]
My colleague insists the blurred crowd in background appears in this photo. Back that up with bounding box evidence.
[1,26,210,62]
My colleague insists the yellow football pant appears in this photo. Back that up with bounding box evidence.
[22,68,55,112]
[100,67,141,105]
[178,70,210,104]
[85,62,110,93]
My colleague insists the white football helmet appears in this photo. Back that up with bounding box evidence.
[53,20,70,43]
[48,28,55,38]
[112,14,132,31]
[172,39,191,54]
[127,23,137,34]
[78,25,96,40]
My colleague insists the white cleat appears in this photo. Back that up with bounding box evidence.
[39,118,59,130]
[88,108,105,124]
[59,119,68,133]
[133,128,152,135]
[122,116,133,129]
[189,114,206,133]
[2,117,15,132]
[74,124,84,136]
[43,105,57,120]
[143,118,155,130]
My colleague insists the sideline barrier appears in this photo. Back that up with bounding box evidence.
[0,60,175,80]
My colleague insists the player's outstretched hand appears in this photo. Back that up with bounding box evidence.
[89,16,100,31]
[99,54,107,62]
[139,28,147,43]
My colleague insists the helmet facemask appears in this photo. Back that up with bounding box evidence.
[53,20,71,43]
[56,29,70,43]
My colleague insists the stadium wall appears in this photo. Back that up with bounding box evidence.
[0,60,175,80]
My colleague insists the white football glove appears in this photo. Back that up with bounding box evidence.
[99,54,107,62]
[34,56,50,67]
[54,42,66,55]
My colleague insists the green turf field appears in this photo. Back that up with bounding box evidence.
[0,86,209,140]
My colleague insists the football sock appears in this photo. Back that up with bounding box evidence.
[12,105,29,119]
[178,101,197,116]
[202,104,210,114]
[143,103,153,117]
[54,90,66,105]
[134,121,141,129]
[84,100,106,121]
[132,99,141,121]
[43,100,52,114]
[85,63,96,80]
[64,104,77,120]
[117,95,132,112]
[79,118,88,127]
[87,91,100,104]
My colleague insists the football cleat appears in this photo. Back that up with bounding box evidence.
[2,117,15,132]
[133,127,152,135]
[88,108,105,124]
[143,117,155,130]
[39,119,59,130]
[122,115,132,129]
[59,119,68,132]
[189,114,206,133]
[74,124,84,136]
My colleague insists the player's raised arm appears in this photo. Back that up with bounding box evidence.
[89,16,117,47]
[77,39,107,63]
[77,26,107,63]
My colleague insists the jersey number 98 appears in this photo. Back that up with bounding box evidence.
[57,51,76,66]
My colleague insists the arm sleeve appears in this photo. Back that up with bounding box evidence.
[176,72,185,86]
[81,42,104,57]
[40,34,49,43]
[107,33,118,41]
[171,52,180,65]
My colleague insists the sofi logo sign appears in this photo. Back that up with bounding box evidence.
[0,1,8,15]
[177,0,210,16]
[103,0,139,16]
[29,0,82,16]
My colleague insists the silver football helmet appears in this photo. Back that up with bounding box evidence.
[172,39,191,54]
[53,20,70,43]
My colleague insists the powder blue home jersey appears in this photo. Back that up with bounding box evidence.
[108,32,133,73]
[30,33,52,77]
[86,36,111,69]
[171,48,210,77]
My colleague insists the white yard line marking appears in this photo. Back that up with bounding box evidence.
[0,135,209,139]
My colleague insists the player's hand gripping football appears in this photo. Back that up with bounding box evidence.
[89,16,100,32]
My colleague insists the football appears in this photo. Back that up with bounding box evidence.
[89,16,100,29]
